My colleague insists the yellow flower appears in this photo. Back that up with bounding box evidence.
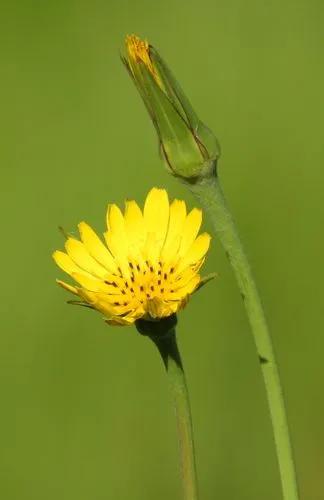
[53,188,212,326]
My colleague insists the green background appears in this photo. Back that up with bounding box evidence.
[1,1,323,498]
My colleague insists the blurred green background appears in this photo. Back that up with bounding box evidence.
[1,0,323,499]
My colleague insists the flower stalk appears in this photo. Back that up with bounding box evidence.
[188,169,300,500]
[137,316,199,500]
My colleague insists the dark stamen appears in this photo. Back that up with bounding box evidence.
[114,301,120,306]
[164,273,167,280]
[158,279,161,285]
[105,280,117,287]
[150,285,154,291]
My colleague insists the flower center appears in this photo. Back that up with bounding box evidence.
[104,259,175,308]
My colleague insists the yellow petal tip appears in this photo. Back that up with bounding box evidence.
[125,34,149,62]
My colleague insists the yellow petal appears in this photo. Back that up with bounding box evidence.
[124,200,146,249]
[146,297,175,319]
[179,208,202,257]
[165,274,200,300]
[107,307,145,326]
[109,306,145,324]
[106,315,136,326]
[143,188,169,251]
[106,204,126,239]
[143,231,160,265]
[56,279,79,296]
[65,238,108,279]
[53,250,86,276]
[71,272,120,296]
[171,267,197,289]
[78,222,118,274]
[176,233,211,273]
[77,287,98,305]
[161,199,186,261]
[94,292,136,317]
[178,274,200,295]
[105,204,130,276]
[77,288,116,317]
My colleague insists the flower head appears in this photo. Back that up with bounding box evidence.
[53,188,212,326]
[123,35,220,179]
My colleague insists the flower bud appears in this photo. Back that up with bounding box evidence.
[123,35,220,179]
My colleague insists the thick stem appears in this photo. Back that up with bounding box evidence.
[189,173,299,500]
[151,328,199,500]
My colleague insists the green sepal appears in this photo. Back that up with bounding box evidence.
[148,48,220,162]
[141,69,205,177]
[194,273,217,293]
[150,47,199,130]
[67,300,94,309]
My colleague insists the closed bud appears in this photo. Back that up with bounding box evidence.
[123,35,220,179]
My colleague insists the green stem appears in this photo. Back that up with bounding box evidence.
[151,328,199,500]
[189,172,299,500]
